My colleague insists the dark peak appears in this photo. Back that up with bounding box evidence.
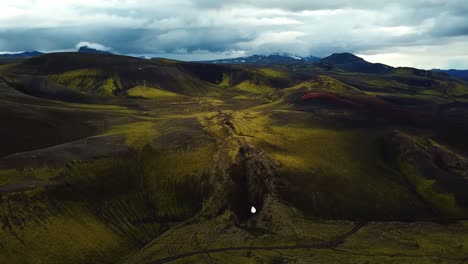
[317,53,394,74]
[321,52,364,64]
[77,46,112,55]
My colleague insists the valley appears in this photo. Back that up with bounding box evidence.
[0,52,468,263]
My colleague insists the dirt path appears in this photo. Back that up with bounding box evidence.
[145,222,367,264]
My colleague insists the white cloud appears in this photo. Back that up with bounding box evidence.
[75,41,112,51]
[375,26,418,36]
[0,0,468,68]
[359,40,468,69]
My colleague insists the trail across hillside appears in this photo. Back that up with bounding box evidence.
[146,222,367,264]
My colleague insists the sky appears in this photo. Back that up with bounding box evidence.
[1,0,468,69]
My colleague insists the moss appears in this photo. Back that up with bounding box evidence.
[0,70,16,83]
[0,179,139,264]
[0,63,17,72]
[343,221,468,260]
[197,98,225,106]
[47,70,124,96]
[198,112,230,140]
[280,76,362,98]
[112,74,123,92]
[126,86,182,99]
[140,142,216,219]
[419,81,468,97]
[369,91,453,104]
[232,95,251,100]
[0,167,64,186]
[204,91,222,97]
[0,169,22,186]
[231,111,271,137]
[63,102,135,113]
[400,160,467,217]
[3,55,468,264]
[218,73,231,87]
[66,117,215,219]
[318,76,363,94]
[258,68,288,78]
[105,122,159,150]
[0,214,129,264]
[48,69,106,92]
[246,98,285,111]
[97,77,118,96]
[0,154,187,263]
[23,167,65,180]
[235,81,275,95]
[269,127,425,218]
[451,83,468,97]
[364,78,409,89]
[125,209,468,264]
[229,111,427,219]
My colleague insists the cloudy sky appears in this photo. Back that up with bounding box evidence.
[1,0,468,69]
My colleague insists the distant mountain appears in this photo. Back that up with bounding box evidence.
[203,53,394,74]
[77,46,112,55]
[316,53,393,74]
[319,52,365,64]
[0,51,43,58]
[203,54,321,66]
[432,69,468,81]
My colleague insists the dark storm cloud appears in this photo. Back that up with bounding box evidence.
[134,28,255,53]
[428,14,468,37]
[1,0,468,68]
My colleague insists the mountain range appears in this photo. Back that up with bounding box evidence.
[433,69,468,80]
[0,51,43,58]
[2,49,467,79]
[0,46,111,59]
[202,54,320,65]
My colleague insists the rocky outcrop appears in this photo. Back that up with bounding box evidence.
[201,112,281,224]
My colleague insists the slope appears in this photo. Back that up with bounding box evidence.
[1,53,304,101]
[1,54,468,264]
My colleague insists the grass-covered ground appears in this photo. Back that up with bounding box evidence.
[1,53,468,263]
